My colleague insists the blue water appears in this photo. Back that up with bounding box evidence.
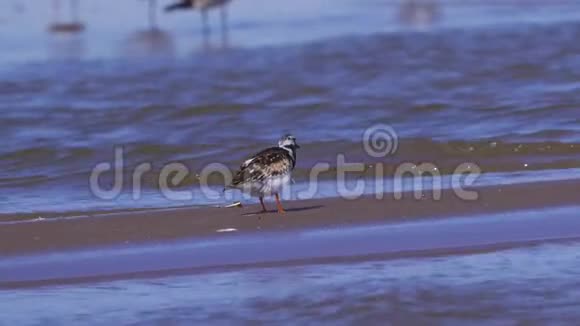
[1,2,580,323]
[1,0,580,215]
[2,240,580,324]
[2,205,580,323]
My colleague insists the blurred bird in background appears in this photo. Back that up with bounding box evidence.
[165,0,232,36]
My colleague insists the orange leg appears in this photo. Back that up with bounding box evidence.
[259,197,268,213]
[275,193,285,214]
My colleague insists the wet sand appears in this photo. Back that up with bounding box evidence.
[1,199,579,287]
[1,179,579,256]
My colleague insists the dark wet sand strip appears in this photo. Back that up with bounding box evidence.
[1,205,579,287]
[0,179,579,256]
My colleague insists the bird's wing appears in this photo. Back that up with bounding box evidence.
[232,147,292,186]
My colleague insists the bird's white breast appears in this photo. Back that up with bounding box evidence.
[267,173,291,194]
[243,172,291,197]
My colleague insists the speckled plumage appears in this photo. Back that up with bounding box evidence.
[232,147,295,187]
[226,135,300,211]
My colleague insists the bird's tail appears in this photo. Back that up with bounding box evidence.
[165,1,192,12]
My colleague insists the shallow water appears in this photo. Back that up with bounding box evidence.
[2,167,579,218]
[2,204,580,281]
[2,240,580,324]
[1,1,580,213]
[2,2,579,322]
[2,206,580,323]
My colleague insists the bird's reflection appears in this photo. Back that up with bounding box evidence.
[119,0,175,58]
[47,33,86,61]
[121,29,176,58]
[399,0,441,29]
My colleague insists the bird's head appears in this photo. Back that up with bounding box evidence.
[278,134,300,150]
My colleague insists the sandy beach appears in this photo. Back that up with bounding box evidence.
[1,179,579,290]
[2,0,580,323]
[1,179,579,256]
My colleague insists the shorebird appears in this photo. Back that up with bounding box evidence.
[49,0,85,33]
[165,0,232,34]
[226,135,300,214]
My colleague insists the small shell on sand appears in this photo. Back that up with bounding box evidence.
[225,201,243,208]
[216,228,238,233]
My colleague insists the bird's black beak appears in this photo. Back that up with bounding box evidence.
[295,144,301,149]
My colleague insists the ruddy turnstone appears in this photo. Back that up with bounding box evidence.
[226,135,300,214]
